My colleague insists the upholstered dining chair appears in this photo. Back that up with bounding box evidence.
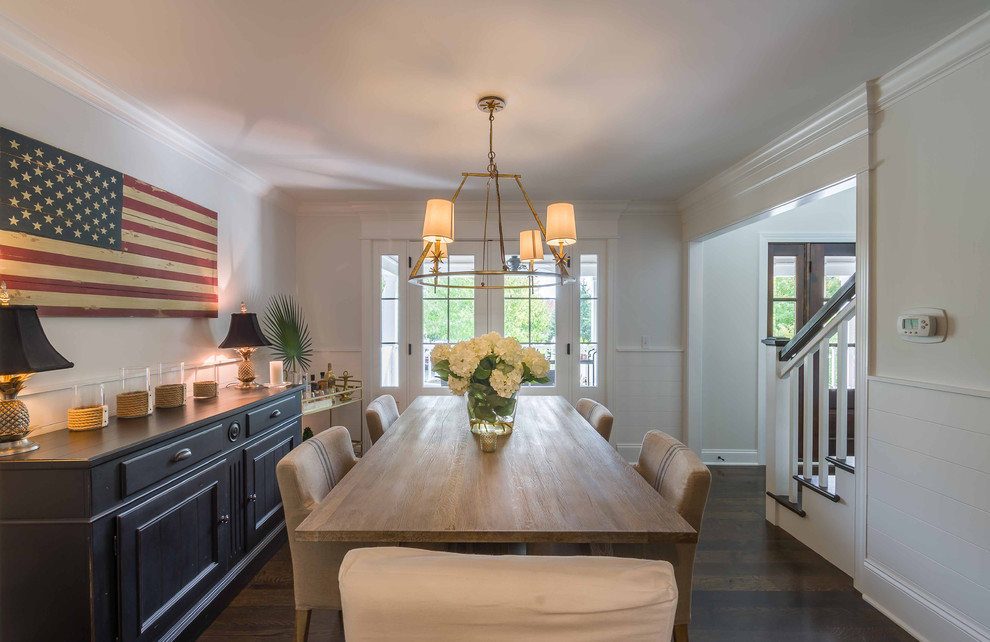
[365,394,399,445]
[276,425,362,642]
[576,397,614,442]
[613,430,712,642]
[339,547,679,642]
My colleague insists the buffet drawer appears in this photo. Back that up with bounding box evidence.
[246,395,299,437]
[120,424,225,496]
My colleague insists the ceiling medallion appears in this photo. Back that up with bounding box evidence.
[409,96,577,290]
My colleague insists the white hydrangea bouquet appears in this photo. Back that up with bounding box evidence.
[431,332,551,434]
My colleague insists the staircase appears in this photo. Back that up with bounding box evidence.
[763,276,857,575]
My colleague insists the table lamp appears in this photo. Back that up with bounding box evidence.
[219,301,271,389]
[0,282,74,456]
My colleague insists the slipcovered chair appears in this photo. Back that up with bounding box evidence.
[365,394,399,445]
[339,547,678,642]
[276,426,362,642]
[613,430,712,642]
[576,397,614,442]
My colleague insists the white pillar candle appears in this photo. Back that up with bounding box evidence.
[269,360,283,386]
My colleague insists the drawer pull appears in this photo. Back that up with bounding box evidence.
[219,514,230,525]
[171,448,193,463]
[270,409,282,419]
[248,494,257,502]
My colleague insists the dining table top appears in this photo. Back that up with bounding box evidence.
[295,394,696,544]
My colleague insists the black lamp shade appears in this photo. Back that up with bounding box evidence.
[218,312,271,349]
[0,305,74,375]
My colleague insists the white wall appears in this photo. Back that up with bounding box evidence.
[859,29,990,642]
[616,214,681,349]
[698,188,856,463]
[0,54,297,433]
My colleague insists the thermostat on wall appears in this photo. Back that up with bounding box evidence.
[896,308,946,343]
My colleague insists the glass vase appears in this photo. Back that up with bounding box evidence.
[466,386,517,436]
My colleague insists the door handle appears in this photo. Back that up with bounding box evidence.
[566,343,571,355]
[171,448,192,462]
[270,409,282,419]
[218,514,230,525]
[247,494,257,503]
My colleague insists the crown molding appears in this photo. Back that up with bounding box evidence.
[0,13,273,197]
[876,9,990,110]
[676,85,868,214]
[296,199,675,220]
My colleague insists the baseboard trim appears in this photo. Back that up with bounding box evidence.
[862,559,990,642]
[702,449,760,466]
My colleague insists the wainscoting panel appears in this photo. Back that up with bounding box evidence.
[863,377,990,641]
[612,349,682,462]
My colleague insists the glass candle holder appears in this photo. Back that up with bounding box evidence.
[155,362,186,409]
[68,383,108,431]
[193,363,219,399]
[479,432,498,453]
[118,367,152,418]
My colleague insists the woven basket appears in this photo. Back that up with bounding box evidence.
[116,391,151,419]
[193,381,218,399]
[154,383,186,409]
[67,405,108,431]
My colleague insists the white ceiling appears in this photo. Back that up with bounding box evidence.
[0,0,986,203]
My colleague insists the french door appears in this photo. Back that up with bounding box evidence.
[372,239,607,410]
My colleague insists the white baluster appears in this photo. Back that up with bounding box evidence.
[802,354,814,482]
[789,371,800,502]
[835,319,849,461]
[818,337,830,489]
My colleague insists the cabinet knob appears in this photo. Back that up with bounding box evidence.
[219,514,230,524]
[270,409,282,419]
[171,448,193,462]
[248,494,257,502]
[227,422,241,442]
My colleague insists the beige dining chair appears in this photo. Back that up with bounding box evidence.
[575,398,614,442]
[276,425,363,642]
[339,547,678,642]
[612,430,712,642]
[365,394,399,445]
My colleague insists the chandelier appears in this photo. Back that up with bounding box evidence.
[409,96,577,290]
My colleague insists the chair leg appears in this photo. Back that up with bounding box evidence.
[673,623,689,642]
[294,609,312,642]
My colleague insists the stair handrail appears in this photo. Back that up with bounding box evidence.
[778,300,856,378]
[779,275,856,361]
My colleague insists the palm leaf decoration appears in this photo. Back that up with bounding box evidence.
[263,294,313,374]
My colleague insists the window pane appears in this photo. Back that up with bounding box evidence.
[772,300,797,338]
[580,299,595,343]
[824,256,855,300]
[380,255,399,387]
[529,299,556,343]
[579,255,599,388]
[448,299,474,342]
[503,299,529,341]
[422,299,448,343]
[772,256,797,298]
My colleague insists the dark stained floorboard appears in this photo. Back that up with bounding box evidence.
[199,465,912,641]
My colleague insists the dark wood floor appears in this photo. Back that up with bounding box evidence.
[200,465,913,641]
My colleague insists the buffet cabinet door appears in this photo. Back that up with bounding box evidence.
[117,458,229,642]
[244,419,299,549]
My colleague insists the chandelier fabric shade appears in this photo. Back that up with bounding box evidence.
[408,96,577,290]
[546,202,578,247]
[422,199,455,244]
[519,230,544,263]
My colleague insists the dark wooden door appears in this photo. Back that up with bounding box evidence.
[244,420,299,549]
[117,458,229,642]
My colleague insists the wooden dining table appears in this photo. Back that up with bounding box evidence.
[296,395,696,544]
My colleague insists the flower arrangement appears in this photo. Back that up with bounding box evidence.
[431,332,551,433]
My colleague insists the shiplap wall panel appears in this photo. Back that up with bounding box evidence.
[869,528,990,627]
[867,379,990,635]
[612,350,682,461]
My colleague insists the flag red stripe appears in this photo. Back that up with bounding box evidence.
[36,305,217,318]
[0,245,218,286]
[121,241,218,269]
[122,219,218,252]
[122,196,218,237]
[124,175,218,220]
[7,276,218,302]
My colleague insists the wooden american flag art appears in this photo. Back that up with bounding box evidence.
[0,128,218,317]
